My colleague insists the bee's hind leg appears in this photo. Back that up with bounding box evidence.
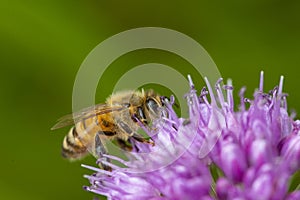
[94,134,112,171]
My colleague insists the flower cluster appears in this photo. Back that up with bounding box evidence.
[83,72,300,200]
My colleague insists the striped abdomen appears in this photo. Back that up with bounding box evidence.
[61,114,117,160]
[62,126,88,160]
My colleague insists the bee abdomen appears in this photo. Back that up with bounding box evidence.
[62,127,88,160]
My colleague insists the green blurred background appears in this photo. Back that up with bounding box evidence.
[1,0,300,199]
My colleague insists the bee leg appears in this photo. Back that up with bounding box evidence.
[128,137,141,152]
[95,134,112,171]
[116,139,133,151]
[131,132,155,146]
[118,119,154,148]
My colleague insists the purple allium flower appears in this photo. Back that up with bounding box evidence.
[83,72,300,200]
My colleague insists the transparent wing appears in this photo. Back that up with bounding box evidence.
[51,103,127,130]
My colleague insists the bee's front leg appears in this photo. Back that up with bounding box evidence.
[130,114,155,146]
[116,138,133,151]
[131,132,155,146]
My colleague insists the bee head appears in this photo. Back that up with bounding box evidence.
[144,90,166,119]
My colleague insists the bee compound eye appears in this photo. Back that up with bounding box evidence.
[146,98,160,115]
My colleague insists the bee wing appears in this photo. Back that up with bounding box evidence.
[51,103,127,130]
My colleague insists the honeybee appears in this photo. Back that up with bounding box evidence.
[52,89,166,170]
